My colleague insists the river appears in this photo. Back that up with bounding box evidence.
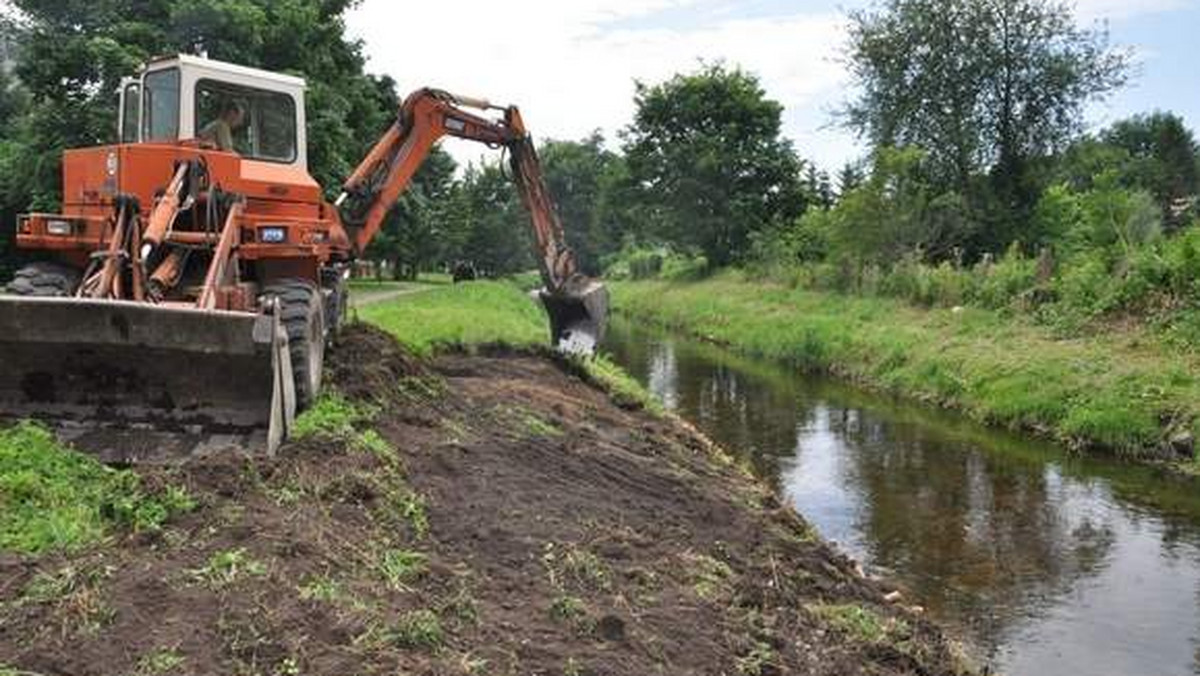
[602,316,1200,676]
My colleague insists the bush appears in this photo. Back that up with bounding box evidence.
[970,245,1039,310]
[603,243,707,281]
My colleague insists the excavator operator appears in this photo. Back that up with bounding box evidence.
[198,100,245,151]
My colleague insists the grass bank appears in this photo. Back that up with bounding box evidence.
[355,279,657,411]
[611,271,1200,461]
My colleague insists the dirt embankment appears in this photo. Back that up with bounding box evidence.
[0,324,972,675]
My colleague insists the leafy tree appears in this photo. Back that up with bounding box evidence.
[1102,112,1199,228]
[802,164,835,210]
[454,163,532,276]
[829,147,974,264]
[622,64,804,266]
[365,146,457,279]
[844,0,1129,250]
[538,133,629,275]
[836,161,865,198]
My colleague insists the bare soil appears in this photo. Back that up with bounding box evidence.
[0,324,972,675]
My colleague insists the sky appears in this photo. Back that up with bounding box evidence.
[344,0,1200,173]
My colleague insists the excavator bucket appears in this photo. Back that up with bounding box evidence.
[539,277,609,355]
[0,297,295,464]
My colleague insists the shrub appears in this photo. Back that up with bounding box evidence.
[970,245,1038,310]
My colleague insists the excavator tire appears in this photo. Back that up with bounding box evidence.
[5,262,80,297]
[262,278,324,411]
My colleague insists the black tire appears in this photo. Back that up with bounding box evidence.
[261,278,325,411]
[5,262,80,296]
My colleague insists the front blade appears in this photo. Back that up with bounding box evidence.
[539,277,609,355]
[0,297,293,463]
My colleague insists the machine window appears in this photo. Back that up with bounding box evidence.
[195,79,297,163]
[121,82,140,143]
[143,68,180,142]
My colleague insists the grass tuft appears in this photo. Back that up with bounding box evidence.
[378,548,428,590]
[188,548,266,588]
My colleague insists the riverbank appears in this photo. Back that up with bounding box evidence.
[611,272,1200,463]
[0,281,973,675]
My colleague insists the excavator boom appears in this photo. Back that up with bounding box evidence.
[338,89,608,352]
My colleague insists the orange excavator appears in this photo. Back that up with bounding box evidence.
[0,54,607,462]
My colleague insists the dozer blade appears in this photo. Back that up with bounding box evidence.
[0,297,295,464]
[539,276,609,355]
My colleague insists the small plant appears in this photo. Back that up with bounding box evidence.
[379,486,430,538]
[684,552,733,600]
[20,562,115,634]
[806,603,910,645]
[378,548,428,590]
[392,609,444,650]
[189,548,266,588]
[504,406,562,437]
[549,594,586,622]
[542,542,611,592]
[297,575,342,603]
[564,657,584,676]
[134,648,185,675]
[291,392,374,441]
[354,429,396,461]
[549,594,595,635]
[735,642,777,676]
[273,656,300,676]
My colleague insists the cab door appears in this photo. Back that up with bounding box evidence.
[117,77,141,144]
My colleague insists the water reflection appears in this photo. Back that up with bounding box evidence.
[603,317,1200,676]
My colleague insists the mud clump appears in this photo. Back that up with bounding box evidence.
[0,328,973,676]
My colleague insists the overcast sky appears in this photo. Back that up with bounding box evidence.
[344,0,1200,173]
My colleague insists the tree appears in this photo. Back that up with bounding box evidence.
[622,64,804,266]
[365,146,457,279]
[1102,112,1199,229]
[844,0,1129,250]
[538,133,629,275]
[455,163,532,276]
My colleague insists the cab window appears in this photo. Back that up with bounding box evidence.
[142,68,180,142]
[121,82,140,143]
[195,79,297,163]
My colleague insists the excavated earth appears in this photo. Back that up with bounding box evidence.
[0,324,972,675]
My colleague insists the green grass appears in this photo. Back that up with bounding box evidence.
[359,279,663,415]
[378,548,428,590]
[612,272,1200,458]
[390,609,444,650]
[806,603,909,645]
[188,548,266,588]
[358,281,547,357]
[0,422,195,554]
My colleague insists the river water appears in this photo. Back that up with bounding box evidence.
[602,317,1200,676]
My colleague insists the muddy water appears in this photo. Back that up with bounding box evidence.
[603,317,1200,676]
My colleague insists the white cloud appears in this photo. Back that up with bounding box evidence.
[344,0,858,171]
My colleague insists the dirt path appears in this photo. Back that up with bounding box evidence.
[349,282,434,308]
[0,325,971,676]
